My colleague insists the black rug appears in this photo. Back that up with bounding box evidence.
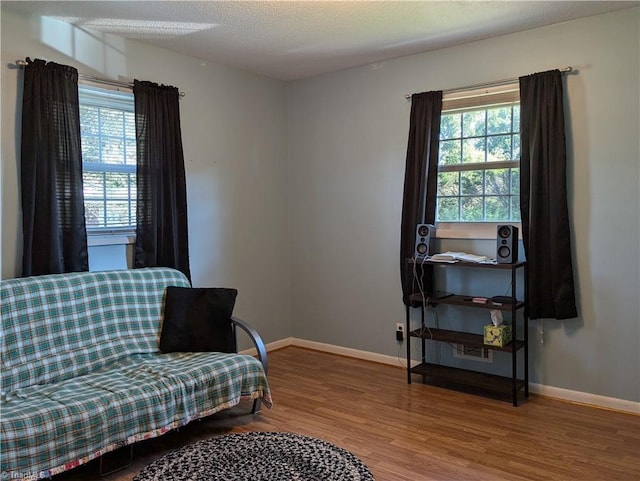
[133,431,375,481]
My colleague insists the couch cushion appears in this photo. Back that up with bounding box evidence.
[0,268,190,393]
[0,352,271,477]
[159,287,237,353]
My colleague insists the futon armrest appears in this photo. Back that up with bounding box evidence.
[230,316,268,375]
[230,316,268,414]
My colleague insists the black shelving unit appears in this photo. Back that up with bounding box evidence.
[405,259,528,406]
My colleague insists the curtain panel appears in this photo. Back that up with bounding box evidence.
[20,58,88,276]
[519,69,577,320]
[133,80,191,280]
[400,91,443,305]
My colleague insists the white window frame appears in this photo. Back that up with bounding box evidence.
[436,83,522,240]
[79,82,136,243]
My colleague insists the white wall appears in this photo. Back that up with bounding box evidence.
[0,7,291,345]
[287,8,640,402]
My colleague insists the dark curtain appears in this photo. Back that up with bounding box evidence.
[133,80,191,280]
[20,58,88,277]
[400,91,443,305]
[519,70,577,320]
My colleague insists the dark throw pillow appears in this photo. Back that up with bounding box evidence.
[159,287,238,353]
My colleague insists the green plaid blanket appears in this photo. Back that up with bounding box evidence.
[0,268,271,479]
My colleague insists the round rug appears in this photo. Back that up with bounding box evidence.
[133,431,375,481]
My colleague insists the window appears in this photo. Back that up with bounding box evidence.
[79,84,136,233]
[436,84,521,223]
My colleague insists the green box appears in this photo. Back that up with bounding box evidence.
[483,324,513,347]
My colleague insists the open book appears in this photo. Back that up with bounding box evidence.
[429,251,490,263]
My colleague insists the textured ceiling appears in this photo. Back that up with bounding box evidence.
[3,1,637,80]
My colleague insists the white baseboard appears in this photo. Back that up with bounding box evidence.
[529,383,640,414]
[244,337,640,415]
[290,338,408,368]
[240,337,408,368]
[262,337,294,353]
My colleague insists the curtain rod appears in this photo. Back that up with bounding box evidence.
[404,66,573,100]
[15,59,185,98]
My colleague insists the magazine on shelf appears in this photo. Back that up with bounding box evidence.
[428,251,490,263]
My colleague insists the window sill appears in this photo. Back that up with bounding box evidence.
[436,222,522,240]
[87,234,135,247]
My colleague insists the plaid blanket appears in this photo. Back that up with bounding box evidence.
[0,268,272,479]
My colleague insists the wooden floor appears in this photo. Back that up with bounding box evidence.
[53,346,639,481]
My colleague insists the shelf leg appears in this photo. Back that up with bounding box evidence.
[512,311,518,407]
[512,358,518,406]
[420,305,426,384]
[406,305,411,384]
[524,313,529,398]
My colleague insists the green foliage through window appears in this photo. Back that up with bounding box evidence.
[437,103,521,222]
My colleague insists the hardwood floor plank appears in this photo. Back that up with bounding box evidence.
[49,346,639,480]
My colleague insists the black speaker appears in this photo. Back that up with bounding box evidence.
[414,224,435,258]
[496,225,519,264]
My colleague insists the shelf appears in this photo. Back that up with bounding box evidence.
[407,293,525,311]
[408,259,526,270]
[409,327,524,352]
[410,362,526,398]
[404,257,528,406]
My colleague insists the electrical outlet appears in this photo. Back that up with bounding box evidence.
[395,323,404,342]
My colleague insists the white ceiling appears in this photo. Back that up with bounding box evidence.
[3,1,637,80]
